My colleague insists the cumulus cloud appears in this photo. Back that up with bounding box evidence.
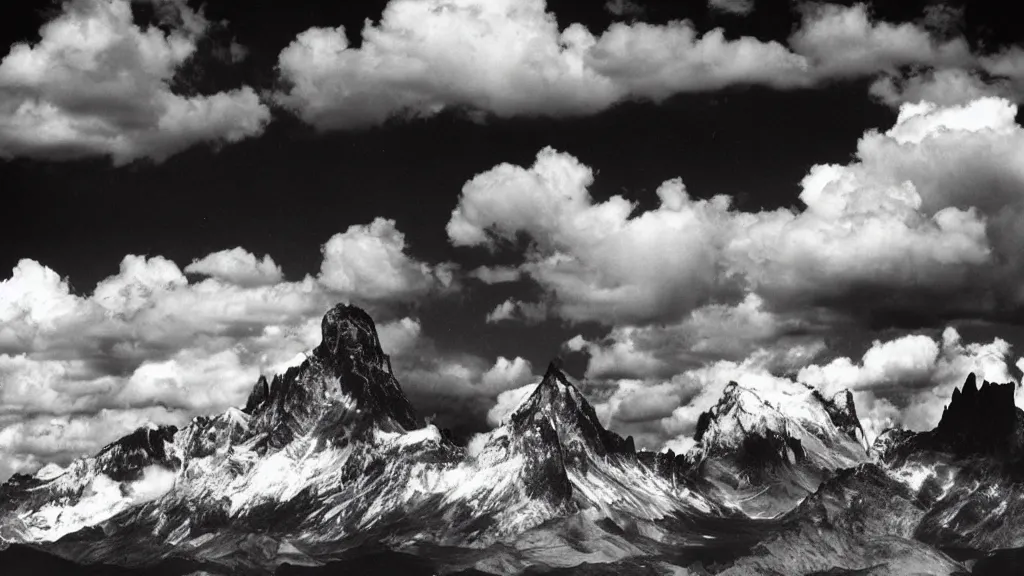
[869,69,1015,108]
[0,0,270,164]
[566,293,826,380]
[450,97,1024,327]
[448,149,734,324]
[486,300,517,324]
[482,356,535,390]
[799,327,1021,433]
[273,1,1022,130]
[184,248,284,287]
[486,383,538,427]
[319,218,456,303]
[869,44,1024,108]
[788,3,971,78]
[274,0,815,129]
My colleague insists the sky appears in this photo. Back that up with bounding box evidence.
[2,0,1024,482]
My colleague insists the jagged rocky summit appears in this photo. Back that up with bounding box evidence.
[1,303,1021,575]
[683,380,872,517]
[0,304,735,574]
[871,373,1024,555]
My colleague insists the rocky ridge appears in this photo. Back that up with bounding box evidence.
[684,380,872,517]
[0,304,1020,575]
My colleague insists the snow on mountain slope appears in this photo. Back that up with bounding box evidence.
[873,373,1024,552]
[468,364,724,529]
[0,305,732,574]
[686,380,872,518]
[0,423,180,543]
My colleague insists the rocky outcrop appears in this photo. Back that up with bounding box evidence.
[873,373,1024,553]
[243,376,269,414]
[934,373,1023,457]
[685,380,872,518]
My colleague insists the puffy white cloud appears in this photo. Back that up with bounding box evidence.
[481,356,536,390]
[452,97,1024,327]
[117,348,259,412]
[799,327,1019,435]
[447,156,965,325]
[275,0,616,129]
[788,3,972,78]
[709,0,754,16]
[0,260,93,351]
[584,21,809,100]
[184,248,284,287]
[798,334,941,396]
[566,329,662,381]
[567,293,826,380]
[94,255,189,316]
[319,218,456,303]
[484,299,547,324]
[0,355,114,416]
[486,300,518,324]
[869,69,1015,108]
[376,317,423,357]
[486,383,537,427]
[448,149,731,324]
[275,0,814,129]
[274,1,1021,130]
[865,37,1024,109]
[0,0,270,164]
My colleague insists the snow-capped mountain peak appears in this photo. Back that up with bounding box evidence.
[505,362,636,458]
[245,303,421,449]
[686,379,872,517]
[0,306,893,574]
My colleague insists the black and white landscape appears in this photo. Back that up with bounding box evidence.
[1,304,1023,575]
[2,1,1024,575]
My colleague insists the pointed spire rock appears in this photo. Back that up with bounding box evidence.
[544,359,565,380]
[962,372,978,398]
[934,372,1022,456]
[507,358,637,458]
[250,304,420,445]
[244,376,270,415]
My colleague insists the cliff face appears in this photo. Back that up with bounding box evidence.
[933,373,1024,457]
[873,373,1024,552]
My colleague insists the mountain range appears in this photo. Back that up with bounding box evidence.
[1,304,1022,575]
